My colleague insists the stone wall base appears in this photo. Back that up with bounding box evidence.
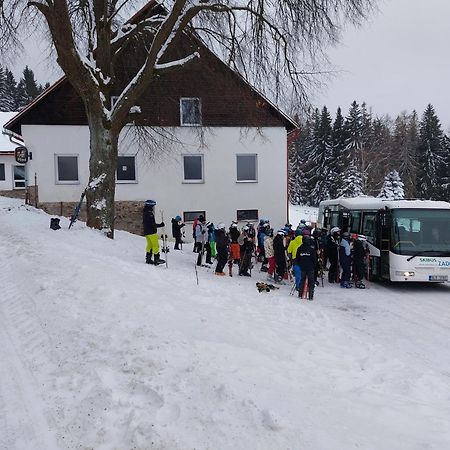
[39,200,146,236]
[0,189,27,200]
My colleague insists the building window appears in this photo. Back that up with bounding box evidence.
[55,154,79,184]
[111,96,119,108]
[180,98,201,126]
[183,154,204,183]
[237,209,259,221]
[13,165,26,189]
[183,211,206,223]
[0,163,5,181]
[236,154,257,182]
[117,156,136,182]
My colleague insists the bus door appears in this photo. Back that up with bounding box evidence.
[339,209,351,232]
[376,209,392,280]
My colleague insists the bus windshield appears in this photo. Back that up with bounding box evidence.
[391,209,450,256]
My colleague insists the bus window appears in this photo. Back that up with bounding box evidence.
[362,213,376,242]
[350,212,361,234]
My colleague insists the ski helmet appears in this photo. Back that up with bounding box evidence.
[175,215,181,221]
[302,228,311,236]
[277,229,286,235]
[145,199,156,207]
[217,222,226,230]
[330,226,341,235]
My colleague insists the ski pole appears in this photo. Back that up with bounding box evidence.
[160,210,168,268]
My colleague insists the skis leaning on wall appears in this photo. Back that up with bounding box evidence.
[69,189,87,229]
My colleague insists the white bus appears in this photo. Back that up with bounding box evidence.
[318,197,450,282]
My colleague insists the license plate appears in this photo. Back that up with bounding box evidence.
[429,275,448,282]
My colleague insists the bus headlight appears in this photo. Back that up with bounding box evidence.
[395,271,415,277]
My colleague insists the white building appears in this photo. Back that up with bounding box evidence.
[4,19,296,234]
[1,112,26,196]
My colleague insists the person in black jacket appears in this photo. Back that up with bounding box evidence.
[273,229,287,283]
[171,215,185,250]
[326,227,340,283]
[352,236,367,288]
[295,235,317,300]
[215,223,230,275]
[143,199,165,265]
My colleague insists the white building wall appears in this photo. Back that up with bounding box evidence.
[22,125,288,227]
[0,155,16,191]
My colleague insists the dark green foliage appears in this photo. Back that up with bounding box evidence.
[0,64,47,111]
[289,102,450,204]
[416,104,446,200]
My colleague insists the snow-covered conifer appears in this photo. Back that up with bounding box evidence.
[378,170,405,200]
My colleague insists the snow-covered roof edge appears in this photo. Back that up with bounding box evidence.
[320,197,450,210]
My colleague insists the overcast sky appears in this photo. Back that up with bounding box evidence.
[9,0,450,131]
[313,0,450,131]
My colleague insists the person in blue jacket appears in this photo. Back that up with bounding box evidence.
[339,232,352,288]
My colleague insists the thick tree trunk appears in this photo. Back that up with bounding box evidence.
[85,113,118,239]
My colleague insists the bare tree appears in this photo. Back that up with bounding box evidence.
[1,0,376,237]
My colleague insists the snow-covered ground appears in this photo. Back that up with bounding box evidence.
[289,204,319,226]
[1,196,450,450]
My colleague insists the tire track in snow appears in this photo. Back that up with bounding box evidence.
[0,223,59,450]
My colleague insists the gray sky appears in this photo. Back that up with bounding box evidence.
[313,0,450,131]
[10,0,450,131]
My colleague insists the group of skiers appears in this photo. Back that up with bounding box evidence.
[143,200,369,299]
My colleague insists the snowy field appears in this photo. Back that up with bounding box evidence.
[1,196,450,450]
[289,204,318,226]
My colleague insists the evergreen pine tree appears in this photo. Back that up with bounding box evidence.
[3,69,17,111]
[441,134,450,199]
[339,101,365,197]
[338,159,364,198]
[288,129,302,205]
[22,66,40,102]
[0,65,6,111]
[416,104,446,200]
[366,116,392,195]
[394,111,419,198]
[377,170,405,200]
[360,102,373,191]
[331,107,347,198]
[15,79,29,110]
[309,106,334,204]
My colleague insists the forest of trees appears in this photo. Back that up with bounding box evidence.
[289,101,450,205]
[0,65,49,112]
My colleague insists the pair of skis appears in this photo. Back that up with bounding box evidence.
[68,188,87,229]
[160,211,168,268]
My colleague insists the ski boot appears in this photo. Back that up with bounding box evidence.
[355,281,366,289]
[153,253,165,265]
[146,252,154,264]
[340,281,352,288]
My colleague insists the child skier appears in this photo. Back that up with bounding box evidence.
[295,234,317,300]
[263,228,275,280]
[215,223,230,276]
[339,232,352,288]
[171,215,185,250]
[143,199,165,265]
[352,235,367,288]
[195,216,208,266]
[273,229,287,283]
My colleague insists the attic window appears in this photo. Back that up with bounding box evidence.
[180,98,201,126]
